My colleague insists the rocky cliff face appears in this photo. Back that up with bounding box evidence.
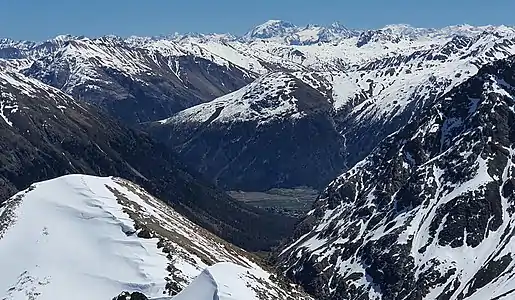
[278,56,515,300]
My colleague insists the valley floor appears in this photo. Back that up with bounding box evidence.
[228,187,319,217]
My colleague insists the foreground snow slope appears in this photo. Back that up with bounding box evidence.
[0,175,310,300]
[0,175,167,299]
[173,262,302,300]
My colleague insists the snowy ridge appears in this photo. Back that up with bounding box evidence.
[174,262,301,300]
[329,31,515,119]
[25,35,254,91]
[0,35,79,61]
[141,21,515,82]
[0,175,169,299]
[226,21,515,73]
[278,56,515,299]
[0,58,33,72]
[0,70,68,99]
[160,71,329,125]
[0,175,311,300]
[30,38,161,94]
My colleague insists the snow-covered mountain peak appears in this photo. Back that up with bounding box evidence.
[256,19,296,29]
[0,38,36,50]
[244,20,297,40]
[381,23,415,30]
[329,21,356,34]
[242,20,359,45]
[52,34,74,42]
[304,23,320,29]
[330,21,345,29]
[50,34,83,44]
[34,36,152,86]
[436,24,515,38]
[380,23,435,39]
[356,24,436,46]
[96,34,126,45]
[0,35,85,58]
[124,35,156,47]
[178,33,238,45]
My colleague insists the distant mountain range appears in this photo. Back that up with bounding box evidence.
[3,21,515,191]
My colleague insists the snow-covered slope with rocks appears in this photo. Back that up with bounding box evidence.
[331,29,515,168]
[146,71,345,191]
[278,55,515,300]
[0,175,311,300]
[0,36,76,60]
[22,36,253,123]
[158,72,331,125]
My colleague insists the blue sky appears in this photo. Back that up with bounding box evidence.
[1,0,514,40]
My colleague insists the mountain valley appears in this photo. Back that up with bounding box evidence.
[2,19,515,300]
[0,68,294,252]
